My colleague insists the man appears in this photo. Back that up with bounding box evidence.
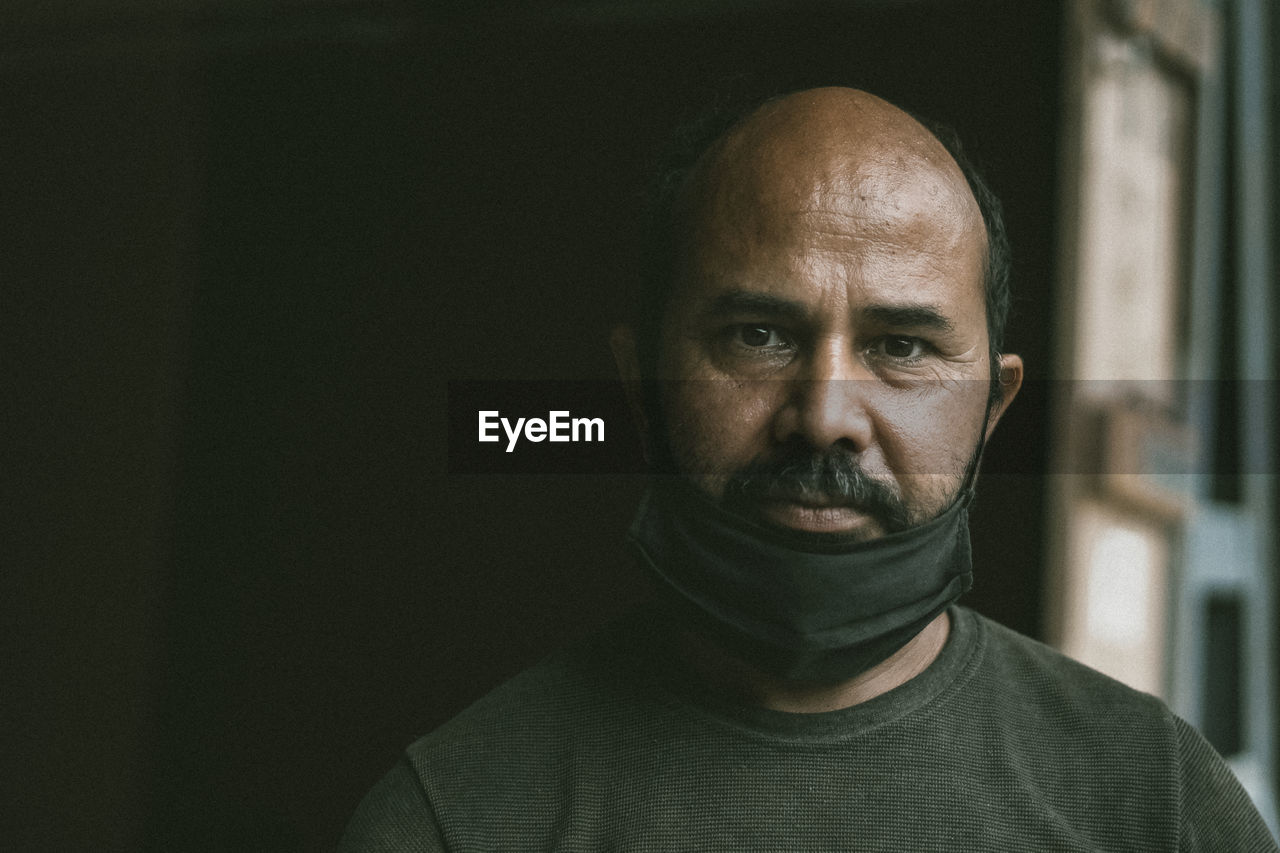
[343,87,1277,850]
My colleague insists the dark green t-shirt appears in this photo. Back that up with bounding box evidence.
[342,607,1277,851]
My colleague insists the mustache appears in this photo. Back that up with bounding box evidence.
[722,446,912,532]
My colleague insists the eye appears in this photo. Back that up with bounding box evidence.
[874,335,926,360]
[714,322,797,373]
[735,324,787,348]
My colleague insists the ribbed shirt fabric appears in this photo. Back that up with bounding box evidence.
[342,606,1277,851]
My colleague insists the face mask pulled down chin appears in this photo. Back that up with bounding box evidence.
[626,478,974,684]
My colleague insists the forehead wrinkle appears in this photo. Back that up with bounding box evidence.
[691,165,982,266]
[684,223,981,310]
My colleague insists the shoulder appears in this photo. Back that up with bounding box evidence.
[957,610,1277,850]
[1171,715,1280,849]
[951,610,1181,804]
[407,615,650,769]
[401,613,662,819]
[339,757,444,853]
[341,622,652,850]
[963,608,1170,727]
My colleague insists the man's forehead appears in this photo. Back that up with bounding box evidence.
[675,87,985,258]
[695,89,966,194]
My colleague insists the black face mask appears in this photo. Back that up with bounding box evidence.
[626,478,975,684]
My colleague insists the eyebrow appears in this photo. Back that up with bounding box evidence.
[704,291,810,323]
[704,290,955,333]
[863,303,955,333]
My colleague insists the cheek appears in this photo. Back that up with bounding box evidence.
[876,382,988,481]
[662,379,780,479]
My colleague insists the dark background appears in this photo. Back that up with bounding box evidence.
[4,1,1062,849]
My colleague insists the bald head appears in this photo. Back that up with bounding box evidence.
[634,86,1011,376]
[676,87,987,310]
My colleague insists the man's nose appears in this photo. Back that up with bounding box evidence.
[772,342,875,451]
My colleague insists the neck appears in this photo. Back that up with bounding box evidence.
[677,610,951,713]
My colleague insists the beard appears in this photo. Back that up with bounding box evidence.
[719,440,915,535]
[644,385,989,539]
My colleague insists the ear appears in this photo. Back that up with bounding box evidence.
[610,325,652,458]
[984,353,1024,441]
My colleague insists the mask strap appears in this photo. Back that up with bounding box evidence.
[957,372,1000,508]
